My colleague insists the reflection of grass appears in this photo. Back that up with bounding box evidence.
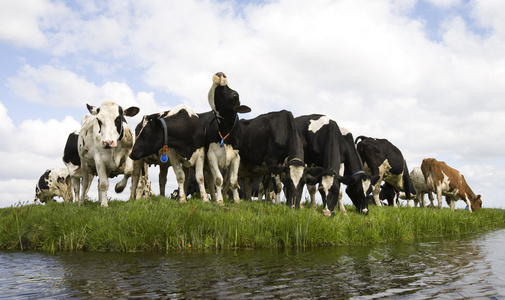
[1,197,504,253]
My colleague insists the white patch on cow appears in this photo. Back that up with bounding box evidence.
[167,104,197,118]
[208,73,229,115]
[339,126,351,136]
[308,116,330,133]
[362,178,371,198]
[320,175,333,197]
[207,142,241,203]
[289,164,305,188]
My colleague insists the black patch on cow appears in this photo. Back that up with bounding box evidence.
[57,176,66,184]
[63,132,81,166]
[38,170,51,190]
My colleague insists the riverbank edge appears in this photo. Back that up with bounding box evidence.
[1,197,504,253]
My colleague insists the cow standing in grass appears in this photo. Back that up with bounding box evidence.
[78,101,139,207]
[199,72,250,205]
[130,105,208,203]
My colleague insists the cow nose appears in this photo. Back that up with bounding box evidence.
[102,140,115,148]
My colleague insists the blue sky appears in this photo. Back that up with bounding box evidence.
[1,0,504,209]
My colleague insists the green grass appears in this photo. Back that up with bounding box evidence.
[1,197,504,253]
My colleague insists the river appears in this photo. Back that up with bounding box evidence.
[1,229,504,299]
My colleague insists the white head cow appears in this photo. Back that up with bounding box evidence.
[78,100,139,207]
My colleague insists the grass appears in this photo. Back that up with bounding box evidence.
[1,197,504,253]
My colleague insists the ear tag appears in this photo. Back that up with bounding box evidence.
[220,139,224,147]
[160,145,168,163]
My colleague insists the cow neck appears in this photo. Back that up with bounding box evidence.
[213,110,238,147]
[158,117,169,163]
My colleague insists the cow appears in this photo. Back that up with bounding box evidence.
[355,136,415,207]
[239,110,307,208]
[421,158,482,211]
[410,166,429,207]
[295,115,379,215]
[199,72,250,205]
[130,110,172,199]
[130,104,208,203]
[62,130,93,204]
[34,168,73,203]
[78,101,140,207]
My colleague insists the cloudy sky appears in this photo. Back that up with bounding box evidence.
[1,0,504,209]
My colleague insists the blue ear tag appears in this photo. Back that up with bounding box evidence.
[220,139,224,147]
[160,154,168,163]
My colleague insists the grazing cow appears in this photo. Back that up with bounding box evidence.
[410,166,429,207]
[295,115,378,215]
[130,110,172,199]
[200,72,250,205]
[34,168,73,203]
[130,105,208,203]
[421,158,482,211]
[239,110,306,207]
[78,101,140,207]
[355,136,415,207]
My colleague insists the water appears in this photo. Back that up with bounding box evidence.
[1,229,505,299]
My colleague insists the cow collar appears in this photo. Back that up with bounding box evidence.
[352,170,366,177]
[158,118,169,163]
[214,112,238,148]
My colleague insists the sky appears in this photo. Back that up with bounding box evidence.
[1,0,504,209]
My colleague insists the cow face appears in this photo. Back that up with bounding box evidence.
[208,72,251,119]
[130,115,164,160]
[87,101,139,149]
[342,173,380,214]
[470,195,482,211]
[270,159,306,208]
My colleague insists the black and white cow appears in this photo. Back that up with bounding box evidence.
[130,104,208,203]
[239,110,306,208]
[355,136,415,207]
[295,115,378,215]
[78,101,139,207]
[130,110,172,199]
[62,130,93,204]
[34,168,73,203]
[199,72,250,205]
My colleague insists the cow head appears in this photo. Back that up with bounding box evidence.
[269,159,307,208]
[470,195,482,211]
[341,172,380,214]
[208,72,251,120]
[87,101,139,149]
[130,114,164,160]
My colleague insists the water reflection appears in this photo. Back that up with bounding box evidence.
[1,229,504,299]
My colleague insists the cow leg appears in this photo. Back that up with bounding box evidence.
[79,165,92,206]
[207,154,224,205]
[194,153,209,202]
[436,187,443,209]
[130,159,143,199]
[244,177,253,201]
[71,176,80,204]
[307,184,317,208]
[228,157,241,203]
[167,151,187,203]
[159,164,169,197]
[94,160,110,207]
[116,157,134,195]
[372,180,383,206]
[272,174,282,205]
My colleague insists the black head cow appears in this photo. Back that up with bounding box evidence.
[199,72,251,205]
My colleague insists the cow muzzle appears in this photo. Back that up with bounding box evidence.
[102,140,116,148]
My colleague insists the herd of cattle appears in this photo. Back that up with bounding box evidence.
[34,72,483,215]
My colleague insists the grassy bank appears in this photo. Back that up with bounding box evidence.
[1,197,504,253]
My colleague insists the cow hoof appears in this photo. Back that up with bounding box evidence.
[115,182,126,193]
[217,200,224,206]
[323,209,332,217]
[179,198,187,204]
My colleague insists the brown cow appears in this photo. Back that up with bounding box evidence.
[421,158,482,211]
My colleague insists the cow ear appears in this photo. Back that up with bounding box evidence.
[87,104,99,115]
[235,105,251,113]
[306,166,324,179]
[124,106,140,117]
[269,165,287,175]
